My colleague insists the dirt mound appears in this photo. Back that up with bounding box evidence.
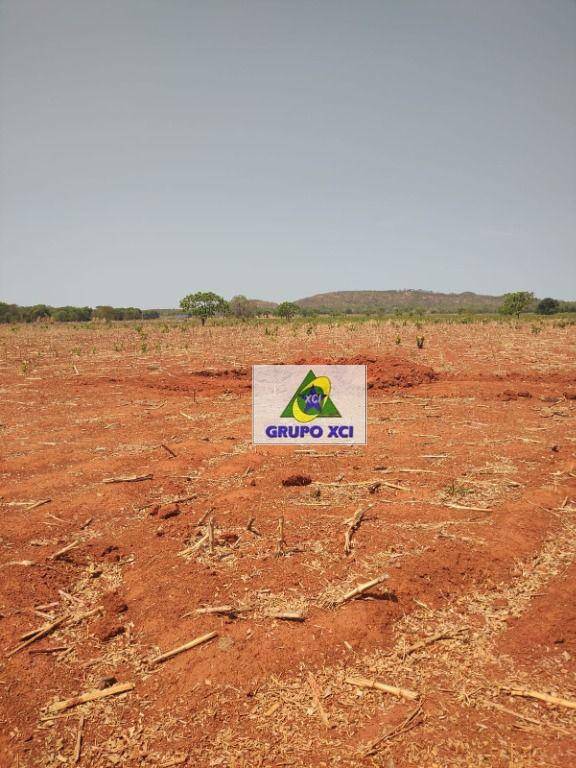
[292,355,437,389]
[340,355,438,389]
[190,367,248,378]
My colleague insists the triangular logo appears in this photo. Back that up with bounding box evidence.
[281,369,341,423]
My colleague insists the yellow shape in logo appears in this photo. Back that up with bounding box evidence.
[292,375,332,423]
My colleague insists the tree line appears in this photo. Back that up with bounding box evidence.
[2,292,574,325]
[0,303,160,323]
[179,293,301,324]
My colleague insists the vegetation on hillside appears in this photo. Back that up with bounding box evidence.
[293,289,507,314]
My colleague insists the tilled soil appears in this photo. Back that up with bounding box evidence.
[0,319,575,767]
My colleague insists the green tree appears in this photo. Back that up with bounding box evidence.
[276,301,301,319]
[53,306,93,322]
[22,304,51,322]
[229,295,255,320]
[537,297,559,315]
[0,302,22,323]
[94,305,116,321]
[179,291,229,325]
[499,291,534,319]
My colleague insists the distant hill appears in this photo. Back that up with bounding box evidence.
[246,298,277,312]
[294,289,506,314]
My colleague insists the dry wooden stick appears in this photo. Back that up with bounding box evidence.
[315,479,385,488]
[403,629,464,656]
[27,498,51,510]
[73,716,84,764]
[139,495,196,511]
[307,671,330,728]
[34,602,59,611]
[207,517,215,554]
[380,481,411,492]
[160,443,177,458]
[50,540,80,561]
[159,757,188,768]
[150,631,217,665]
[21,626,47,641]
[48,682,134,713]
[444,502,490,512]
[29,646,69,655]
[364,703,423,756]
[336,574,389,605]
[275,515,285,557]
[246,516,261,536]
[267,611,305,622]
[421,454,449,459]
[69,606,103,626]
[344,507,366,555]
[102,474,153,484]
[195,508,212,527]
[502,686,576,710]
[8,616,67,657]
[489,702,572,736]
[179,532,208,557]
[194,605,249,617]
[345,676,419,701]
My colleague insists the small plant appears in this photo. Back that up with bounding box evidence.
[395,335,401,345]
[416,336,425,349]
[530,324,543,335]
[141,342,148,354]
[20,360,29,375]
[444,481,473,498]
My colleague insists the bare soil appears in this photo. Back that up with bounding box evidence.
[0,319,575,767]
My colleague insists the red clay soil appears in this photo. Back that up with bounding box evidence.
[294,353,438,389]
[0,320,575,767]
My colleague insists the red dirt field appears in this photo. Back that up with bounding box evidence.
[1,319,575,767]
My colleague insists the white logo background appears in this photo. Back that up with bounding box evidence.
[252,365,367,445]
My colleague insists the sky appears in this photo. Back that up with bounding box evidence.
[0,0,575,307]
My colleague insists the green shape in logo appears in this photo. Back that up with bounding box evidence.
[281,369,341,423]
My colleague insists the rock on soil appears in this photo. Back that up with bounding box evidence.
[282,474,312,487]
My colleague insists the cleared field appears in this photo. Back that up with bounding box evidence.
[0,319,575,767]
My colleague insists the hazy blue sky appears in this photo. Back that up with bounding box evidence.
[1,0,575,306]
